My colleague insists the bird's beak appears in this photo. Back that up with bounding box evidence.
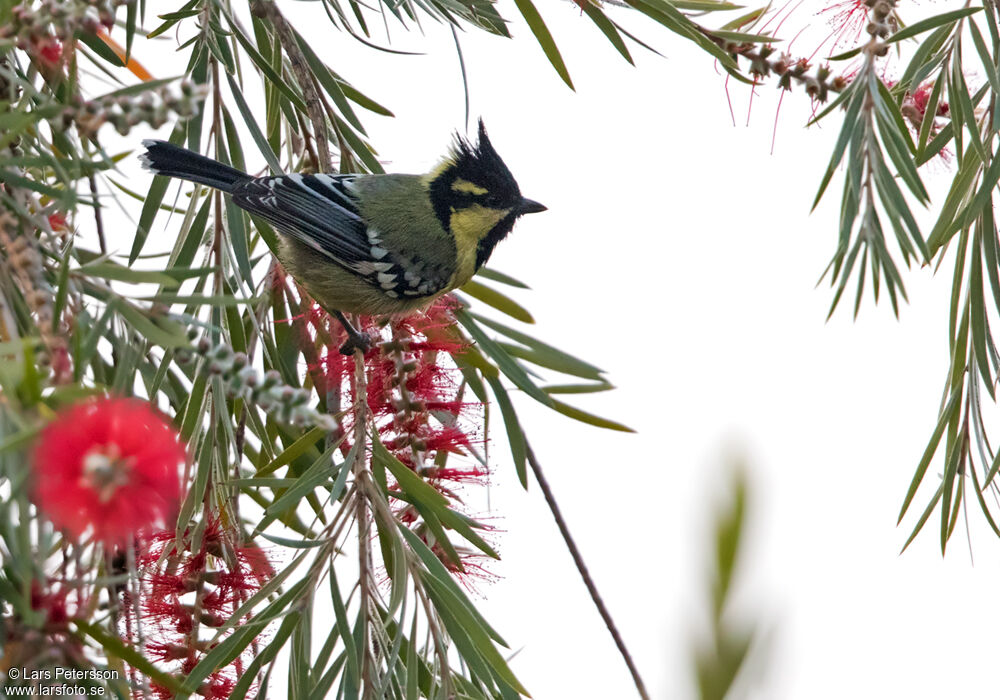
[517,198,547,215]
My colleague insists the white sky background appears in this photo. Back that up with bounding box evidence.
[104,1,1000,697]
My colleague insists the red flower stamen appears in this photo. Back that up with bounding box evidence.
[33,397,184,546]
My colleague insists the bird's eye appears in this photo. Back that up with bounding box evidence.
[483,192,503,208]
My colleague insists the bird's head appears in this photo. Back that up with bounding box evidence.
[427,119,545,270]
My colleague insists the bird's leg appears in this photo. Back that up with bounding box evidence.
[333,310,372,355]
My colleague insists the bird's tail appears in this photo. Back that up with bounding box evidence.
[139,140,247,193]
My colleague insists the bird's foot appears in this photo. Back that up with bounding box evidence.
[339,331,373,356]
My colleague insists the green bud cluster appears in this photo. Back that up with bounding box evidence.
[1,0,131,45]
[0,211,70,381]
[54,81,207,137]
[721,40,844,103]
[180,338,340,433]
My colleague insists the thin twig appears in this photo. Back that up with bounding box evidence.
[352,346,374,699]
[525,443,650,700]
[87,173,106,254]
[255,1,331,171]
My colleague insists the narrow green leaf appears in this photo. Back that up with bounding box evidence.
[549,397,635,432]
[77,31,125,66]
[970,21,1000,96]
[420,574,528,694]
[970,231,994,397]
[708,29,776,43]
[182,582,306,696]
[886,8,982,45]
[398,527,509,646]
[969,453,1000,538]
[79,262,176,285]
[225,72,283,174]
[470,312,604,377]
[898,23,951,93]
[131,124,186,264]
[292,28,367,134]
[916,68,946,157]
[329,566,361,691]
[373,433,498,558]
[580,2,634,64]
[485,376,528,488]
[813,85,864,209]
[512,0,573,87]
[900,483,944,552]
[828,46,863,61]
[113,299,189,348]
[454,309,554,408]
[147,1,199,37]
[263,441,340,516]
[229,611,301,700]
[224,11,308,113]
[476,267,530,289]
[75,621,183,694]
[898,384,962,522]
[926,148,982,253]
[459,280,534,323]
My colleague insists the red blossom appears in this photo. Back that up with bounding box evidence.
[820,0,870,49]
[146,640,195,663]
[35,36,62,66]
[47,213,68,231]
[30,580,74,630]
[296,290,500,591]
[429,540,499,595]
[900,81,952,154]
[424,466,490,485]
[33,397,184,546]
[126,519,274,698]
[908,81,950,120]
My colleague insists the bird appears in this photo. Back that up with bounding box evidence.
[140,120,545,353]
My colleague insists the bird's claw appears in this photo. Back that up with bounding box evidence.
[339,332,373,356]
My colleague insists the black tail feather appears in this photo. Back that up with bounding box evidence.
[139,140,247,193]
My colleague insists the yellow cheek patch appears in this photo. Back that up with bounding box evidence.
[451,179,489,196]
[449,205,508,243]
[448,205,510,283]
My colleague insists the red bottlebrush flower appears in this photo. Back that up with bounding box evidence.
[33,36,63,66]
[820,0,870,49]
[901,81,952,140]
[908,81,950,119]
[47,213,68,231]
[32,397,184,546]
[2,579,87,671]
[127,519,274,698]
[293,287,500,590]
[430,539,500,595]
[30,580,73,631]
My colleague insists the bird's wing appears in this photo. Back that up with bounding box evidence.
[231,173,372,263]
[231,173,450,299]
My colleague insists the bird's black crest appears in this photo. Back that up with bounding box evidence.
[429,119,524,230]
[448,120,519,201]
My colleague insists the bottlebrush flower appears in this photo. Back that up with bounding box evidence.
[2,579,88,672]
[820,0,870,49]
[32,397,184,546]
[901,80,950,131]
[304,292,483,476]
[47,212,68,232]
[297,289,499,587]
[36,36,62,66]
[127,519,274,699]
